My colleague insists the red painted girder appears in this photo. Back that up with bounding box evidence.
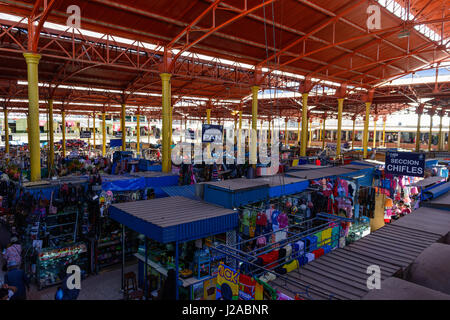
[257,0,367,68]
[172,0,277,63]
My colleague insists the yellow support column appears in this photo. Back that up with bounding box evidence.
[322,117,326,150]
[448,117,450,152]
[381,116,386,148]
[238,111,243,156]
[415,112,422,152]
[160,73,172,173]
[251,86,258,167]
[93,112,96,150]
[308,119,312,147]
[363,102,371,158]
[428,113,433,152]
[61,111,66,158]
[48,100,54,170]
[207,109,211,124]
[23,53,41,181]
[351,116,356,150]
[438,111,443,151]
[121,104,126,151]
[3,107,9,156]
[372,116,377,149]
[336,98,344,155]
[285,118,288,146]
[297,119,301,144]
[87,116,90,147]
[300,93,308,156]
[206,108,211,161]
[319,120,322,144]
[136,111,140,155]
[102,112,106,156]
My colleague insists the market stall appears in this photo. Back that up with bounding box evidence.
[109,196,238,300]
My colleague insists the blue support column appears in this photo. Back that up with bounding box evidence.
[144,237,148,299]
[175,241,179,300]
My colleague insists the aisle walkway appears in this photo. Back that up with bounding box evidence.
[29,263,138,300]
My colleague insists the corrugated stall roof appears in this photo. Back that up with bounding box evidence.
[422,193,450,211]
[269,222,443,300]
[205,178,269,191]
[391,207,450,236]
[411,176,446,187]
[131,171,176,178]
[161,185,198,200]
[109,196,238,243]
[286,167,356,180]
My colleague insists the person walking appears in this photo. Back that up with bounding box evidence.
[4,260,29,300]
[2,236,21,271]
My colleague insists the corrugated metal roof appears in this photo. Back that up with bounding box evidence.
[161,185,198,200]
[422,193,450,210]
[257,175,307,187]
[391,207,450,236]
[109,196,238,243]
[270,220,443,300]
[286,167,356,180]
[205,178,269,191]
[131,171,176,178]
[411,176,446,187]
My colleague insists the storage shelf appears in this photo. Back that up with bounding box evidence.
[47,222,76,228]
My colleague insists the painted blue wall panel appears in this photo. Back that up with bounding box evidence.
[268,180,310,198]
[110,204,238,243]
[204,184,269,209]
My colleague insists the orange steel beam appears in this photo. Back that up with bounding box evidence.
[297,0,431,66]
[171,0,277,63]
[371,55,450,86]
[278,28,402,71]
[167,0,223,49]
[28,0,58,52]
[256,0,367,68]
[348,42,437,84]
[328,42,436,83]
[308,32,404,80]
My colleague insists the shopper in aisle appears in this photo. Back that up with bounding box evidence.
[160,268,177,300]
[54,269,81,300]
[2,236,22,269]
[0,284,17,300]
[3,260,29,300]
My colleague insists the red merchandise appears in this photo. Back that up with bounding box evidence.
[312,248,325,259]
[256,211,267,226]
[258,250,279,269]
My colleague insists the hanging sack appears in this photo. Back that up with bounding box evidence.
[49,191,57,215]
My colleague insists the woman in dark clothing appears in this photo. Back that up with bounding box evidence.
[160,269,177,300]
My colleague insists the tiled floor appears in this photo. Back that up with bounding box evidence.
[29,263,138,300]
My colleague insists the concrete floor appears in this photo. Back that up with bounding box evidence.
[21,263,138,300]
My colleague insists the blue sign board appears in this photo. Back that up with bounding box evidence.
[385,151,425,177]
[202,124,223,143]
[80,131,91,138]
[110,139,123,148]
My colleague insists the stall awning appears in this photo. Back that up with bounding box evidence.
[161,185,198,200]
[286,167,356,180]
[411,176,446,188]
[109,196,238,243]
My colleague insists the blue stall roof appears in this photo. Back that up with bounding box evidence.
[286,167,355,180]
[109,196,238,243]
[288,164,331,171]
[161,185,198,200]
[257,175,310,197]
